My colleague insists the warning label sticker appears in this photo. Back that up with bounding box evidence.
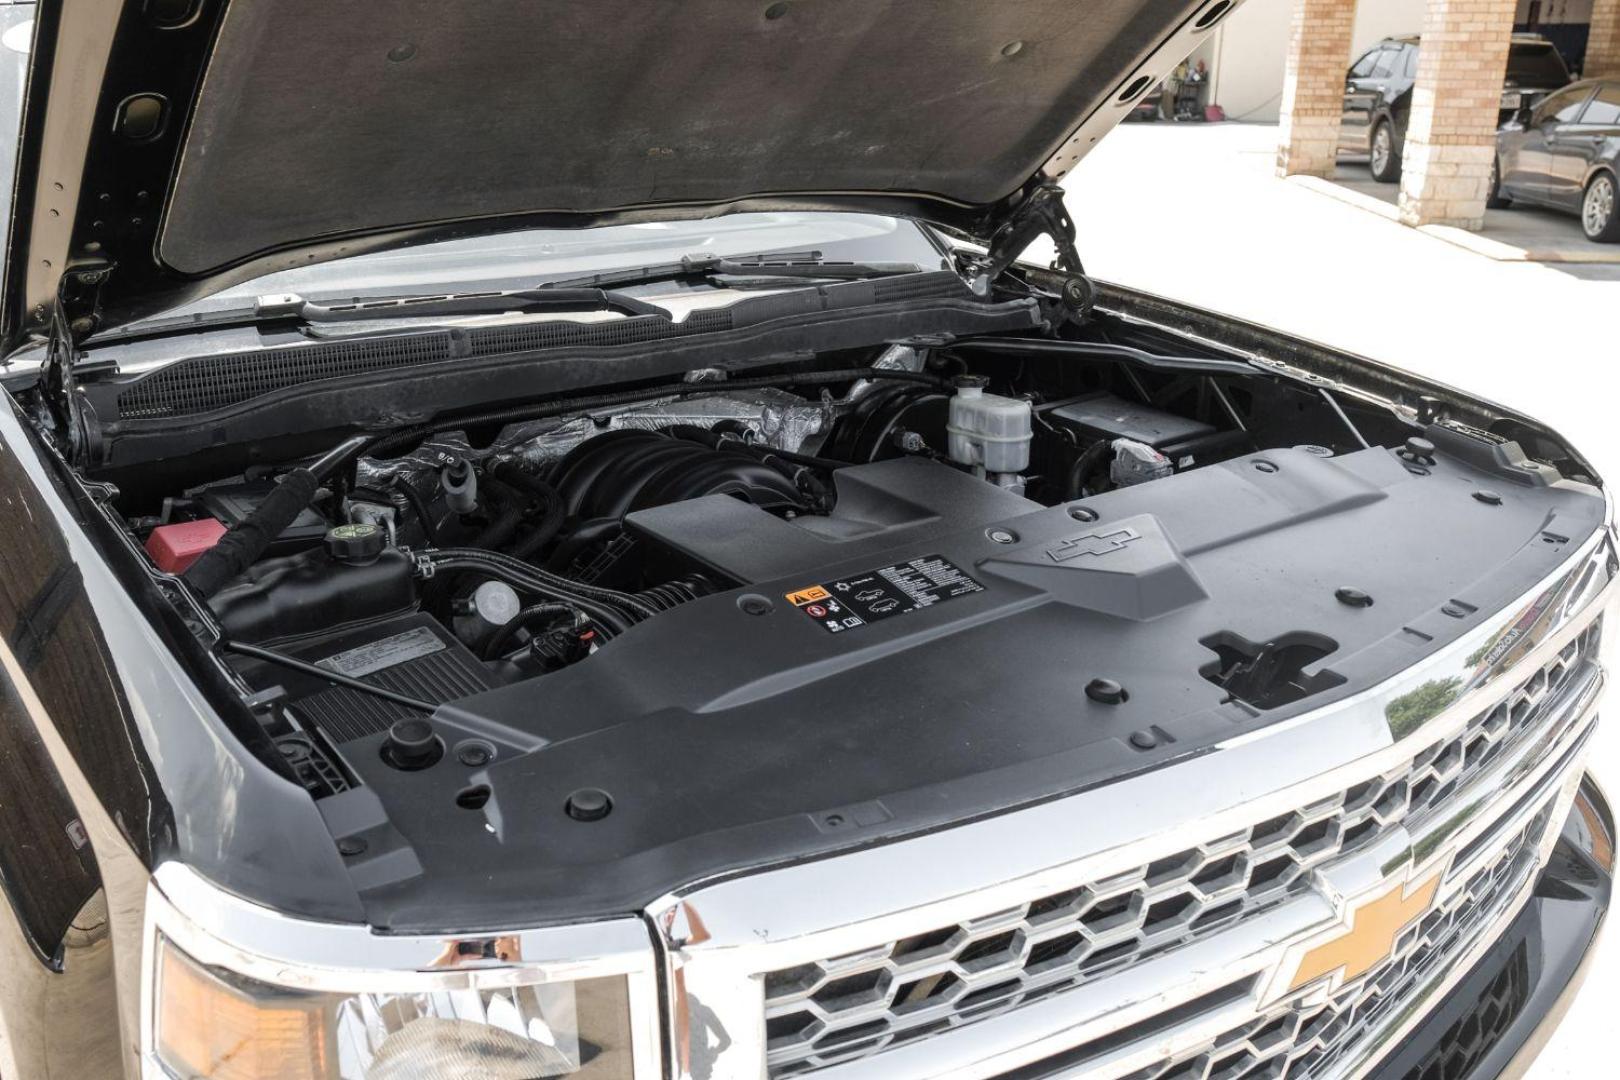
[318,626,445,678]
[785,554,984,634]
[784,585,831,606]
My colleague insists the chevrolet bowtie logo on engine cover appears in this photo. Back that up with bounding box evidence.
[1045,526,1142,562]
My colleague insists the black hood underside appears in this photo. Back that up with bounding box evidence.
[7,0,1221,341]
[163,0,1193,274]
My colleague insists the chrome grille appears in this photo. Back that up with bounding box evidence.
[1400,619,1599,825]
[762,621,1599,1077]
[1131,803,1554,1080]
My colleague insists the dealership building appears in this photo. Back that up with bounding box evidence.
[1201,0,1615,125]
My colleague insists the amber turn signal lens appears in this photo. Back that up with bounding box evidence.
[155,936,332,1080]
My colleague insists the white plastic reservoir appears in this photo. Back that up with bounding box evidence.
[946,377,1032,475]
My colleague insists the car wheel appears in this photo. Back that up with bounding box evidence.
[1369,121,1401,183]
[1582,173,1620,242]
[1486,156,1512,209]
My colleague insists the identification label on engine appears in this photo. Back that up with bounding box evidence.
[786,554,984,634]
[318,626,445,678]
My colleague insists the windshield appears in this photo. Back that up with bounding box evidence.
[1505,43,1570,86]
[134,212,948,327]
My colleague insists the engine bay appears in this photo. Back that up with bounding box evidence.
[127,338,1308,748]
[55,306,1608,925]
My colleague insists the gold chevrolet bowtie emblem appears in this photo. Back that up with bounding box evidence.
[1290,871,1442,990]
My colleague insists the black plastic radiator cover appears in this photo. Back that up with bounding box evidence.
[333,440,1606,931]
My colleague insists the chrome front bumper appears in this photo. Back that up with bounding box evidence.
[651,526,1616,1080]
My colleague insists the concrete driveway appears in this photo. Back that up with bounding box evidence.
[1318,159,1620,265]
[1059,121,1614,1079]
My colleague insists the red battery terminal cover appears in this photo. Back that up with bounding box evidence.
[145,519,228,573]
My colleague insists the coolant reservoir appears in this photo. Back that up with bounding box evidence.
[946,376,1032,475]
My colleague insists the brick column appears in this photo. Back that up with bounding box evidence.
[1396,0,1518,229]
[1276,0,1360,178]
[1589,0,1620,79]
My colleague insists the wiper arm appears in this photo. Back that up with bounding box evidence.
[539,251,925,291]
[256,286,671,323]
[85,253,922,348]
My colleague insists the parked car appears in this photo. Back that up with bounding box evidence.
[1492,79,1620,242]
[2,5,1614,1080]
[1342,34,1572,182]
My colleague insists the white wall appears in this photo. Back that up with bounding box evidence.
[1205,0,1290,122]
[1349,0,1424,55]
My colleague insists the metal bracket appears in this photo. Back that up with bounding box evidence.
[407,549,438,580]
[38,297,83,451]
[56,262,112,342]
[963,184,1085,297]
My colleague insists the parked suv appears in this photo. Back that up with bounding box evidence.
[1342,34,1572,182]
[1492,80,1620,242]
[2,5,1613,1080]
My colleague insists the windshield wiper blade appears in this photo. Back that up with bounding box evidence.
[85,253,922,348]
[257,286,671,323]
[539,251,925,291]
[707,253,925,279]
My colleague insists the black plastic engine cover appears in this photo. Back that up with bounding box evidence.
[626,457,1037,583]
[331,440,1607,931]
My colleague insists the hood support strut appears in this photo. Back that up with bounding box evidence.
[963,184,1085,295]
[37,266,109,463]
[961,183,1094,324]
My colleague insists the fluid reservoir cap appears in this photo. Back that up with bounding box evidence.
[382,717,442,770]
[471,580,522,626]
[326,522,386,564]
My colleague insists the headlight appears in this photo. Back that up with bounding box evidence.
[143,865,658,1079]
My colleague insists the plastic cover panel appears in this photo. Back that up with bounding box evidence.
[117,332,454,419]
[112,273,972,420]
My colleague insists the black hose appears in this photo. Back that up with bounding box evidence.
[635,575,713,610]
[364,367,950,459]
[470,479,529,550]
[488,462,566,560]
[510,490,565,560]
[221,640,437,712]
[1064,439,1115,501]
[423,547,656,626]
[482,602,582,660]
[739,442,850,473]
[391,476,440,544]
[183,468,319,597]
[182,436,375,598]
[544,517,623,575]
[489,461,558,501]
[436,560,628,633]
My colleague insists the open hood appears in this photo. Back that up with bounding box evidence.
[5,0,1236,345]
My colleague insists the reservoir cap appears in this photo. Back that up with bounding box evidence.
[326,521,386,564]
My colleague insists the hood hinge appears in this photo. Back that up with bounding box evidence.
[37,266,109,462]
[963,183,1085,297]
